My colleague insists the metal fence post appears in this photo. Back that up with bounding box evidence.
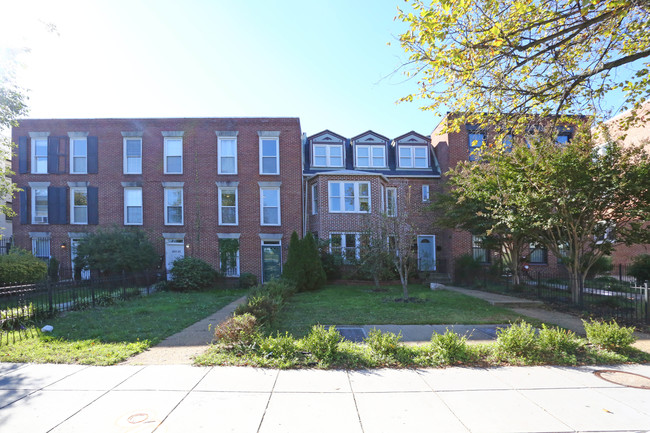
[47,277,53,315]
[537,272,541,298]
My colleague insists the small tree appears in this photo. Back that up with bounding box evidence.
[358,216,393,289]
[73,227,159,275]
[282,231,326,292]
[282,231,302,284]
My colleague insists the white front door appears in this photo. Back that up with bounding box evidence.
[165,239,185,280]
[417,235,436,271]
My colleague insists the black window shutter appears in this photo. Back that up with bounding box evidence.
[20,187,30,224]
[18,136,28,174]
[88,186,98,225]
[87,136,98,174]
[47,137,59,174]
[49,186,68,224]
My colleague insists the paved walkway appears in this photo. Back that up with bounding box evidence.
[2,362,650,432]
[124,296,247,365]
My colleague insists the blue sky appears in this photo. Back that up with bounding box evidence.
[2,0,441,138]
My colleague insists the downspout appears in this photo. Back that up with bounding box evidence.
[301,132,307,237]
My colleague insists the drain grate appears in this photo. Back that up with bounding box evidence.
[594,370,650,390]
[328,326,367,342]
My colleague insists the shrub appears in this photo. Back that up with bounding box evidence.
[454,254,482,285]
[258,332,298,359]
[283,232,326,292]
[586,255,613,279]
[430,329,470,363]
[302,325,342,361]
[213,314,259,346]
[234,294,282,325]
[239,272,258,289]
[0,248,47,285]
[364,328,402,357]
[47,257,59,282]
[169,256,219,291]
[495,321,538,358]
[583,319,636,351]
[537,325,580,354]
[320,251,343,280]
[0,303,34,330]
[628,254,650,285]
[258,279,297,301]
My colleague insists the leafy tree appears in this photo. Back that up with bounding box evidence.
[357,217,392,289]
[398,0,650,132]
[282,231,302,283]
[73,227,159,275]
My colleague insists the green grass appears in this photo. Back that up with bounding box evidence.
[0,289,246,365]
[268,284,525,337]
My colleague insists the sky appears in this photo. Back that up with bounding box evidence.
[1,0,441,139]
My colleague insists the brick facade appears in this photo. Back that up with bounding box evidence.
[12,118,303,282]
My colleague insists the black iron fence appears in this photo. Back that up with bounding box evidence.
[0,236,12,255]
[471,266,649,326]
[0,269,163,341]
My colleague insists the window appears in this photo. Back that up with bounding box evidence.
[328,181,370,213]
[219,239,240,277]
[260,137,279,174]
[556,135,570,145]
[260,187,280,225]
[313,144,343,167]
[356,145,385,168]
[422,185,430,202]
[380,185,385,212]
[164,137,183,174]
[32,237,50,260]
[32,139,48,174]
[472,235,490,263]
[32,187,48,224]
[218,137,237,174]
[124,188,143,225]
[386,187,397,217]
[311,184,318,215]
[124,138,142,174]
[529,243,548,264]
[165,188,183,225]
[70,187,88,224]
[398,146,428,168]
[330,233,359,263]
[468,132,485,161]
[71,138,88,173]
[218,187,238,225]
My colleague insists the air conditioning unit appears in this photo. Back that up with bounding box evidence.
[34,216,48,224]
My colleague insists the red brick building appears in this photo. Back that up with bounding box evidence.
[11,118,303,282]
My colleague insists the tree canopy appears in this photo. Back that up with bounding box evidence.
[398,0,650,132]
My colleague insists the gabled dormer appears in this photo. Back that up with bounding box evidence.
[307,130,346,169]
[393,131,437,170]
[351,130,389,170]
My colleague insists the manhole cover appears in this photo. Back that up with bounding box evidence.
[594,370,650,389]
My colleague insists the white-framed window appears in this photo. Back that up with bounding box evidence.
[32,237,50,260]
[218,187,238,225]
[260,187,281,225]
[422,185,430,202]
[398,146,428,168]
[311,184,318,215]
[330,233,360,263]
[472,235,490,263]
[124,187,143,225]
[328,181,370,213]
[70,138,88,174]
[164,137,183,174]
[70,187,88,224]
[32,138,48,174]
[32,187,48,224]
[164,187,183,225]
[356,145,385,168]
[218,137,237,174]
[313,144,343,167]
[124,138,142,174]
[260,137,279,174]
[386,187,397,217]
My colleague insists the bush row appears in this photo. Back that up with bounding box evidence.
[201,318,642,368]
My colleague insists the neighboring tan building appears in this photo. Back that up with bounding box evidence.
[11,117,303,282]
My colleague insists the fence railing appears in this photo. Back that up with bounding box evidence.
[0,269,163,342]
[472,266,649,326]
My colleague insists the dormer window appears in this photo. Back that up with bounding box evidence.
[313,144,343,167]
[356,145,385,168]
[398,146,428,168]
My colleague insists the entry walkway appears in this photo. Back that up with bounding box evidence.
[2,363,650,432]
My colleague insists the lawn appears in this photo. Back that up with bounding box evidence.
[0,288,246,365]
[268,284,526,337]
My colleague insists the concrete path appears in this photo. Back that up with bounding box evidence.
[124,296,247,365]
[2,362,650,432]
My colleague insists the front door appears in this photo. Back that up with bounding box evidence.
[70,239,90,280]
[165,239,185,280]
[262,241,282,283]
[417,235,436,271]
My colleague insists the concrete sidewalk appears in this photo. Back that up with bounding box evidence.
[1,362,650,432]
